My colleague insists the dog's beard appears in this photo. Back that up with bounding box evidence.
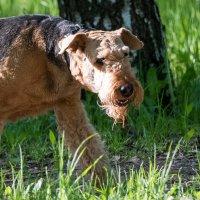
[98,79,144,126]
[98,88,130,126]
[101,104,128,125]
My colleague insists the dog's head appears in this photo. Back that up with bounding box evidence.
[58,28,144,123]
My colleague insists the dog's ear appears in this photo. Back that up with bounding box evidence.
[58,33,87,54]
[116,28,144,50]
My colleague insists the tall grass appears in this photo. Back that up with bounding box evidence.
[158,0,200,122]
[158,0,200,80]
[2,138,198,199]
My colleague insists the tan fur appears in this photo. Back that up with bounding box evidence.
[0,27,143,181]
[61,29,144,123]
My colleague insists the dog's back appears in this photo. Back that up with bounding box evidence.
[0,15,52,60]
[0,15,84,121]
[0,15,84,66]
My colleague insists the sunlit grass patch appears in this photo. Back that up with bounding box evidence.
[0,0,59,17]
[1,139,199,199]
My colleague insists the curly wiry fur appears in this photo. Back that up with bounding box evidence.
[0,14,144,181]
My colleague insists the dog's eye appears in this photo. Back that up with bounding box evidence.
[96,58,104,66]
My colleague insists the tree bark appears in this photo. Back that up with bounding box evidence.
[57,0,174,106]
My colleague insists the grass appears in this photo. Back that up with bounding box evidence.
[0,0,58,16]
[1,139,199,199]
[0,0,200,199]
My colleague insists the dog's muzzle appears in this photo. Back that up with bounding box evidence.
[114,82,133,107]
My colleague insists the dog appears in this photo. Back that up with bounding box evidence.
[0,14,144,180]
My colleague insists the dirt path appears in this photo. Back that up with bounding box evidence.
[0,151,199,186]
[111,151,199,187]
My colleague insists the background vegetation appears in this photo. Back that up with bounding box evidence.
[0,0,200,199]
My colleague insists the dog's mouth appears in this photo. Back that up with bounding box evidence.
[114,99,129,107]
[97,78,144,127]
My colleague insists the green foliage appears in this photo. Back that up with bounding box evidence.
[158,0,200,122]
[0,0,58,16]
[0,140,199,199]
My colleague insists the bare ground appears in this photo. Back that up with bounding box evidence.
[0,150,199,188]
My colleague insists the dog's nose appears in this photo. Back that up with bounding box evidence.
[118,83,133,98]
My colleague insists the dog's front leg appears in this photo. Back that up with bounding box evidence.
[54,98,109,181]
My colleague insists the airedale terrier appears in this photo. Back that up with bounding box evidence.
[0,15,144,179]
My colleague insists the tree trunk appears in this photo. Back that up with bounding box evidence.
[57,0,174,106]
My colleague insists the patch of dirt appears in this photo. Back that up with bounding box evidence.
[0,151,199,187]
[111,150,200,187]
